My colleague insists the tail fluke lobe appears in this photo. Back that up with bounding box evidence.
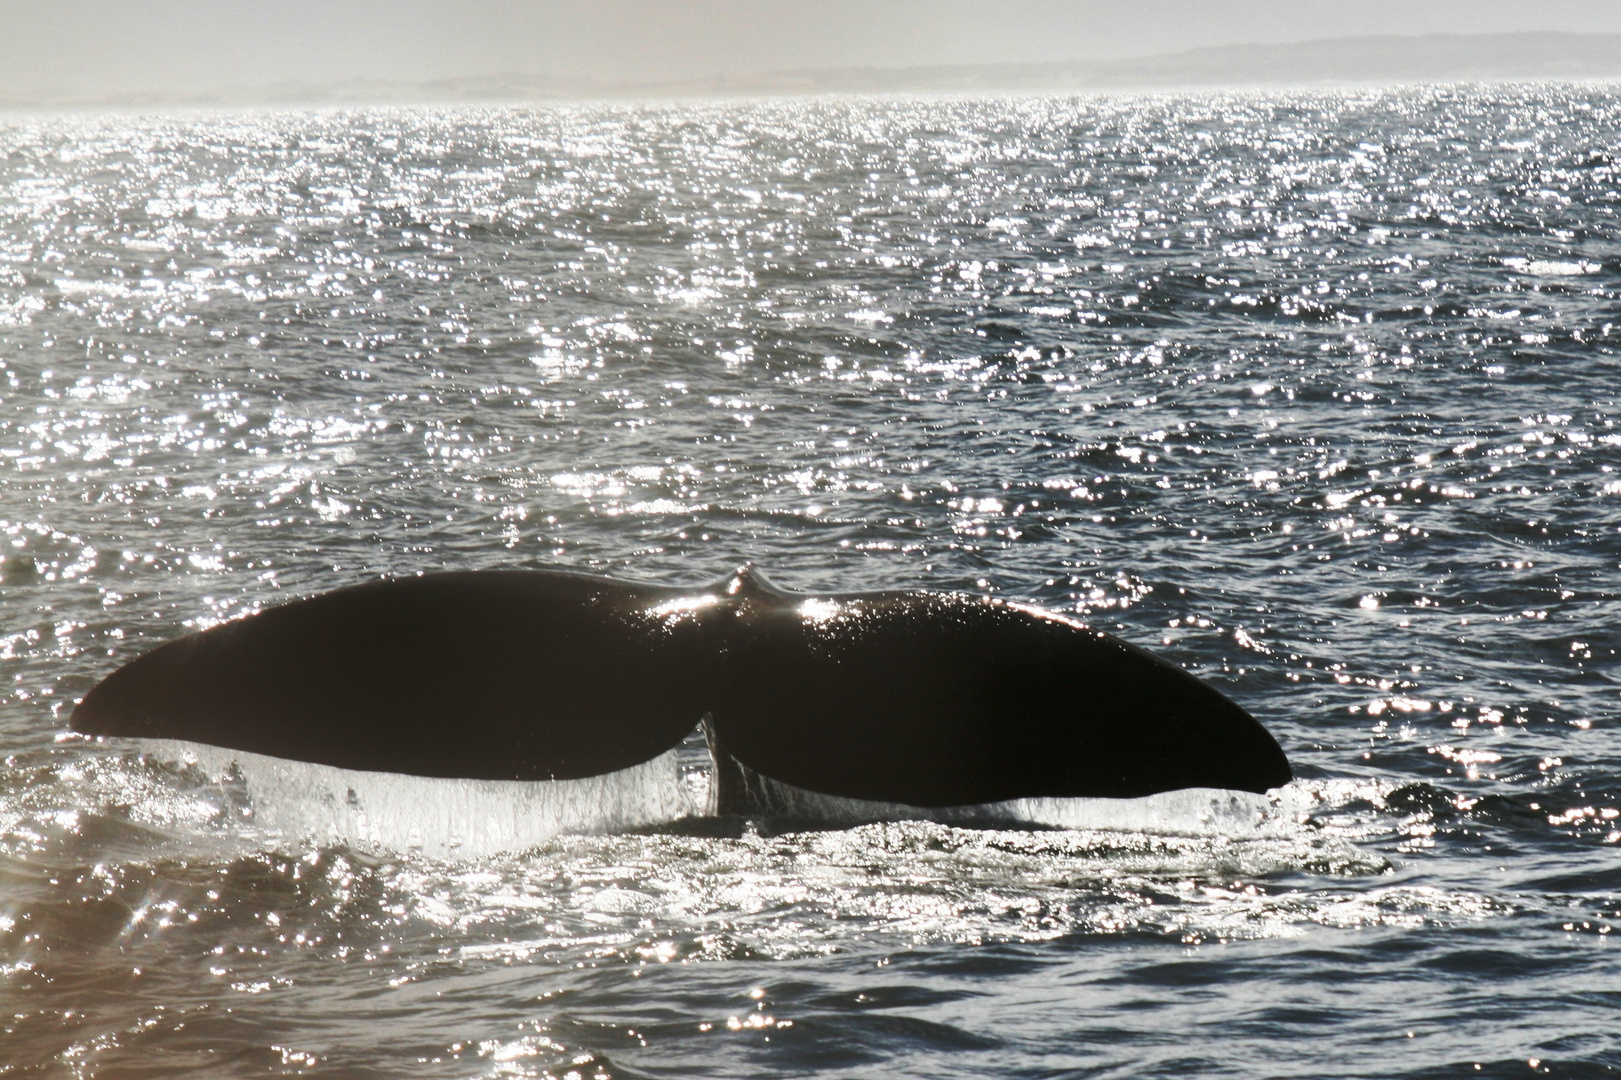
[72,570,714,781]
[702,592,1290,805]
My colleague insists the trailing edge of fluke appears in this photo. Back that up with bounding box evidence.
[70,566,1292,808]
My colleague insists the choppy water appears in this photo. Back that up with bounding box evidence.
[2,85,1619,1077]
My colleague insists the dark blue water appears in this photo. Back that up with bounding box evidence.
[1,85,1618,1077]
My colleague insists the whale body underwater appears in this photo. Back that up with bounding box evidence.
[71,566,1291,829]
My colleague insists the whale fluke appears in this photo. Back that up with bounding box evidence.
[708,569,1290,804]
[70,567,1291,805]
[71,571,714,781]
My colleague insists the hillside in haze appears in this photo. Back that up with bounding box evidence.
[6,31,1621,108]
[656,32,1621,98]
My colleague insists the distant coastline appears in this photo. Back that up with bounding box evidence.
[6,31,1621,111]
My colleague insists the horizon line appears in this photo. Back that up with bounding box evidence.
[6,29,1621,113]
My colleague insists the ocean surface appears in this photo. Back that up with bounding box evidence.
[1,85,1618,1077]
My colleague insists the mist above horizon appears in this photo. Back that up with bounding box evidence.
[5,0,1621,108]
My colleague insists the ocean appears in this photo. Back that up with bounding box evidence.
[1,85,1617,1077]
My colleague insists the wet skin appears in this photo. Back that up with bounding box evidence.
[71,566,1291,803]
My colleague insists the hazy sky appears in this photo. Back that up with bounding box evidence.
[4,0,1621,98]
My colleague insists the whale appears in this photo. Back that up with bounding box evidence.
[70,566,1291,817]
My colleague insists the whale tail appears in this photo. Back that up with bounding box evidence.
[71,569,1291,807]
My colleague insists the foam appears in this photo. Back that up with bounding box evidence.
[135,738,714,859]
[131,729,1286,857]
[720,756,1281,837]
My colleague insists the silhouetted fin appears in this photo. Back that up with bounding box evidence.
[73,567,1291,806]
[702,590,1291,805]
[72,570,716,781]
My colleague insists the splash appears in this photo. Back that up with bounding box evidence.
[133,737,714,859]
[118,729,1316,861]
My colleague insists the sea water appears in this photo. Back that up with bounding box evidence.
[1,85,1618,1077]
